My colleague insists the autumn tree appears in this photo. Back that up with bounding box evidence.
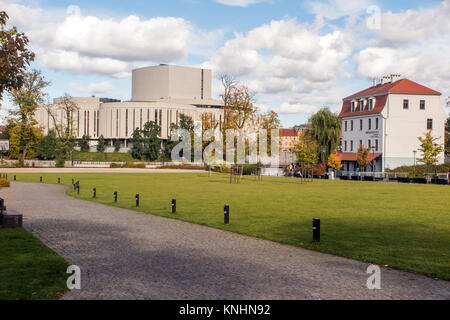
[295,132,318,181]
[357,145,371,171]
[7,70,48,164]
[44,94,80,164]
[328,152,343,171]
[0,11,35,100]
[418,131,444,169]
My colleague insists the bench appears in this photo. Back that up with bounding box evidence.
[1,210,23,228]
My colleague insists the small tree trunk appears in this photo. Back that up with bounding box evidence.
[20,144,29,166]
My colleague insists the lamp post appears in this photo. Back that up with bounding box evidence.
[413,150,417,176]
[433,143,439,178]
[371,146,376,173]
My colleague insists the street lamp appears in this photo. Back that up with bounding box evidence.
[413,150,417,176]
[433,143,439,178]
[371,146,376,173]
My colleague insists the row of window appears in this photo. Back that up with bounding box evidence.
[350,98,375,113]
[343,139,379,152]
[403,99,426,110]
[344,118,379,132]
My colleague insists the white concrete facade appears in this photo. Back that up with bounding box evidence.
[35,65,224,150]
[339,77,447,172]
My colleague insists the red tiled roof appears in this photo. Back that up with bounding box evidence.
[280,129,297,137]
[0,126,5,133]
[344,79,441,100]
[339,79,441,118]
[339,94,388,118]
[335,152,382,162]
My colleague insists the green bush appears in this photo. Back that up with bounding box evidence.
[386,163,450,177]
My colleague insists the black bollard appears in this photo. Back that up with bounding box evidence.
[172,199,176,213]
[136,194,140,207]
[14,175,16,181]
[313,218,320,242]
[77,183,80,194]
[58,178,60,184]
[114,191,118,203]
[224,205,230,224]
[93,188,96,198]
[40,176,42,183]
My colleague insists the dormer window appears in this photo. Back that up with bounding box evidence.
[351,100,356,112]
[368,98,375,111]
[359,99,365,111]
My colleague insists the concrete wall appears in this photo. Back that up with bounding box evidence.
[382,94,446,169]
[132,65,212,102]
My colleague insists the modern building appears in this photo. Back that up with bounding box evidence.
[337,75,447,172]
[35,65,224,151]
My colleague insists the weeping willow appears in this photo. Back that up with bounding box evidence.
[310,108,342,165]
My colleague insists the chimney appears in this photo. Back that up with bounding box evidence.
[381,76,391,85]
[373,79,377,86]
[390,74,401,83]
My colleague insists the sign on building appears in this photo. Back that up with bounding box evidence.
[0,140,10,151]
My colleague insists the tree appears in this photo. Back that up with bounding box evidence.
[0,11,35,100]
[225,85,257,131]
[131,121,162,161]
[295,133,318,167]
[418,131,444,169]
[7,70,48,164]
[114,139,121,152]
[328,152,343,171]
[79,135,91,152]
[163,123,180,161]
[44,94,79,163]
[357,145,371,171]
[142,121,161,161]
[37,130,58,160]
[97,135,106,152]
[310,108,342,165]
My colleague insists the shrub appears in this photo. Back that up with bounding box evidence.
[0,178,10,188]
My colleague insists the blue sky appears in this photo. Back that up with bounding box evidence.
[1,0,449,127]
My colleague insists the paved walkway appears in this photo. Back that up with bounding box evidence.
[0,168,205,174]
[1,182,448,300]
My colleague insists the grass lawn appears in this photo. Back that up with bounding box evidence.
[73,151,134,162]
[10,172,450,280]
[0,227,69,300]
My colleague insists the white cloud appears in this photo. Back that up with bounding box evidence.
[356,0,450,94]
[0,0,220,77]
[69,81,113,95]
[213,0,267,7]
[277,102,321,115]
[306,0,372,20]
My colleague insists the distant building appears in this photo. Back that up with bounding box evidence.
[337,75,447,172]
[279,128,299,151]
[35,65,224,151]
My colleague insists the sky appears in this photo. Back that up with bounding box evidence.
[0,0,449,127]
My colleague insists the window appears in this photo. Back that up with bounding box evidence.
[345,121,348,131]
[368,118,372,130]
[420,100,426,110]
[344,141,347,151]
[368,140,372,149]
[369,99,374,111]
[360,100,365,111]
[359,140,363,147]
[376,118,379,130]
[360,119,363,131]
[375,139,379,151]
[351,101,356,112]
[403,99,409,109]
[351,120,354,131]
[350,140,353,151]
[427,119,433,130]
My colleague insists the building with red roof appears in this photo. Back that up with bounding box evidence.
[337,75,447,173]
